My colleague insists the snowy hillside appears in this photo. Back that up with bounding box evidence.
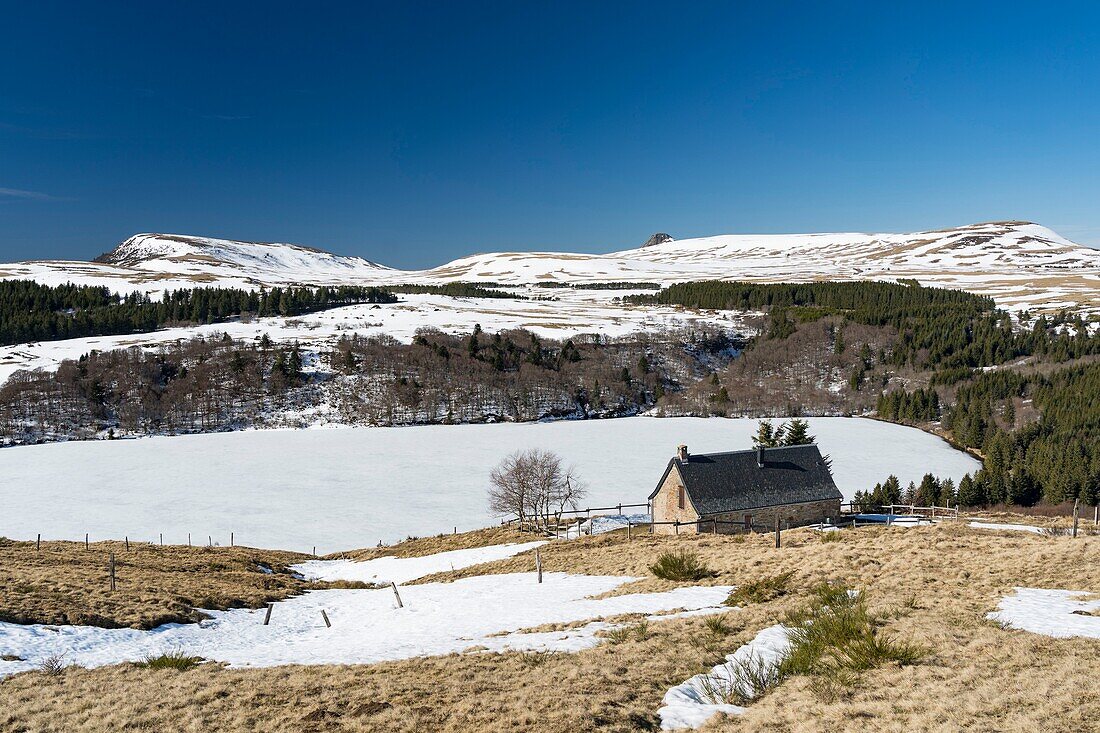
[2,221,1097,314]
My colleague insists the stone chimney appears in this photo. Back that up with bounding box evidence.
[677,445,689,462]
[757,444,765,468]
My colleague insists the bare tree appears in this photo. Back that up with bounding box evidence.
[488,448,587,529]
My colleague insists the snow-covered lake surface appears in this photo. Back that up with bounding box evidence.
[0,416,980,553]
[0,542,732,677]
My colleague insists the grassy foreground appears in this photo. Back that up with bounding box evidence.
[0,538,370,629]
[1,523,1098,731]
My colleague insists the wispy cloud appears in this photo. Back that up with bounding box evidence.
[0,187,67,201]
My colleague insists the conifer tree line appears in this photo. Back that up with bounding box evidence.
[881,363,1100,507]
[853,474,958,512]
[628,280,1100,371]
[0,280,397,346]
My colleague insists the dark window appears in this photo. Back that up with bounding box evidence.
[677,486,685,510]
[744,514,753,530]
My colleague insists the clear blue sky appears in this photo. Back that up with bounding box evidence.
[2,2,1099,268]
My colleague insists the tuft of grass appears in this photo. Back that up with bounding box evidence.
[703,614,732,636]
[649,551,715,581]
[605,621,651,645]
[725,571,794,607]
[700,653,784,706]
[134,650,204,671]
[820,530,844,543]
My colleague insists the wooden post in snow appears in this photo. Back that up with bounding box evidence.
[109,553,116,591]
[391,582,404,608]
[263,603,273,625]
[535,548,543,583]
[320,609,331,628]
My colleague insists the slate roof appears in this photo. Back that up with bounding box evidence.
[648,444,842,515]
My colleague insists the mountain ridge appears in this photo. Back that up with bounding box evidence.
[3,221,1099,313]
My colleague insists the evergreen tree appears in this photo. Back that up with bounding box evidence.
[782,418,815,445]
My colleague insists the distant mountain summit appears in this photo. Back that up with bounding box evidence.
[641,233,674,248]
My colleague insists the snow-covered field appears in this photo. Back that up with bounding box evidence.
[0,290,750,386]
[0,542,732,677]
[0,416,979,553]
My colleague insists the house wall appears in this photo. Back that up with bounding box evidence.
[652,466,701,534]
[704,499,841,534]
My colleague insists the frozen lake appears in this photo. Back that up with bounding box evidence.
[0,417,979,553]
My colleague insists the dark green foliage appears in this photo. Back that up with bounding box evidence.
[649,551,715,581]
[877,388,940,422]
[852,475,902,511]
[630,281,1100,371]
[752,419,816,448]
[386,282,519,299]
[0,280,396,346]
[943,363,1100,505]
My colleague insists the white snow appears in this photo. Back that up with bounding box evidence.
[291,541,547,584]
[658,624,792,729]
[969,521,1045,534]
[0,569,732,677]
[0,291,750,385]
[558,514,652,539]
[987,588,1100,639]
[0,416,980,554]
[5,222,1098,316]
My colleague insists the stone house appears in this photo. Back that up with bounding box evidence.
[648,443,842,533]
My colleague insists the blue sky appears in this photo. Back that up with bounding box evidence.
[2,2,1099,268]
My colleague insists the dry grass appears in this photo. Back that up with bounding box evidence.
[1,523,1099,731]
[0,538,351,628]
[334,525,530,561]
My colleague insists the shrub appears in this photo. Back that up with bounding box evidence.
[39,654,65,676]
[135,650,203,671]
[821,530,844,543]
[649,551,715,581]
[724,571,794,606]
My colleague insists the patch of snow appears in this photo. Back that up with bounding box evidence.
[559,514,651,539]
[969,521,1045,534]
[0,416,980,553]
[0,572,732,677]
[659,624,792,730]
[987,587,1100,638]
[291,541,547,584]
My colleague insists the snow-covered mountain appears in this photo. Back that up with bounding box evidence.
[2,222,1098,313]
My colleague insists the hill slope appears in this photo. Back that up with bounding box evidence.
[2,222,1098,313]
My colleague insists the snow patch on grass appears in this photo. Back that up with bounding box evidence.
[987,588,1100,638]
[291,541,547,584]
[658,624,792,730]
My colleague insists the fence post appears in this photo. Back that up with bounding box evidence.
[231,532,234,547]
[535,548,543,583]
[627,520,632,541]
[712,518,717,534]
[263,603,273,625]
[109,553,116,591]
[774,522,781,549]
[1072,499,1080,538]
[674,521,680,536]
[1094,505,1098,527]
[159,533,163,546]
[188,533,191,547]
[125,536,129,551]
[85,533,89,550]
[391,582,404,608]
[320,609,331,628]
[36,534,40,552]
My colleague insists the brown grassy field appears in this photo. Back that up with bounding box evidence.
[1,522,1098,732]
[0,538,373,629]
